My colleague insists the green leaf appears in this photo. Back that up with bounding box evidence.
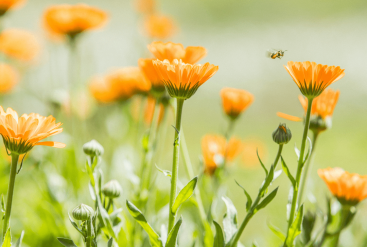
[68,213,84,236]
[97,195,117,239]
[235,180,252,212]
[57,238,78,247]
[172,177,198,214]
[213,221,225,247]
[88,182,96,201]
[126,200,163,247]
[281,157,295,186]
[2,229,11,247]
[294,145,300,160]
[166,217,183,247]
[267,221,286,241]
[260,165,274,196]
[155,164,172,178]
[255,187,279,213]
[204,221,214,247]
[85,161,95,187]
[285,205,304,247]
[302,137,313,165]
[107,238,113,247]
[257,149,268,176]
[252,241,259,247]
[14,231,24,247]
[222,196,237,243]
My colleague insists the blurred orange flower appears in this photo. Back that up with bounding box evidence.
[277,89,340,123]
[139,58,165,93]
[202,135,242,175]
[153,59,218,99]
[148,41,207,64]
[144,15,176,39]
[0,0,25,16]
[284,61,345,99]
[241,139,267,168]
[144,97,164,125]
[0,29,40,62]
[318,167,367,206]
[0,107,65,155]
[0,63,18,93]
[220,88,254,120]
[43,4,107,38]
[90,67,151,103]
[134,0,156,14]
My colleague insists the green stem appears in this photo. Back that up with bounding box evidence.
[298,131,319,205]
[284,98,314,245]
[229,144,283,247]
[2,154,19,239]
[225,118,235,140]
[168,98,184,231]
[180,130,206,222]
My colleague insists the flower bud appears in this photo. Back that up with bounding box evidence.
[102,180,122,199]
[272,123,292,145]
[83,140,104,157]
[72,203,94,221]
[309,116,331,134]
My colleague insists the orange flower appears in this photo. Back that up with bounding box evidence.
[0,107,65,155]
[0,0,25,16]
[153,59,218,99]
[148,41,207,64]
[284,61,345,98]
[90,67,151,103]
[134,0,156,14]
[144,15,176,39]
[201,135,242,175]
[0,29,40,62]
[43,4,107,38]
[220,88,254,120]
[277,89,340,131]
[144,97,164,125]
[241,139,267,168]
[139,58,165,93]
[318,167,367,206]
[0,63,18,93]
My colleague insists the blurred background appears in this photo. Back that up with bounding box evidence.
[1,0,367,246]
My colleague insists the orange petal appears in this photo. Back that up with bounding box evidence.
[35,141,66,148]
[277,112,302,122]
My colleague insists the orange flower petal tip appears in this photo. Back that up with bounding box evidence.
[276,112,302,122]
[35,141,66,148]
[284,61,345,98]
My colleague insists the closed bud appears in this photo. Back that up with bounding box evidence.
[83,140,104,157]
[72,203,94,221]
[102,180,122,198]
[272,123,292,145]
[309,116,331,134]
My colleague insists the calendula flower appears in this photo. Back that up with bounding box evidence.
[318,167,367,206]
[153,59,218,99]
[277,89,340,132]
[143,15,176,39]
[0,0,26,16]
[89,76,119,103]
[134,0,155,14]
[148,41,207,64]
[43,4,108,39]
[201,135,242,175]
[284,61,345,98]
[139,58,165,94]
[0,63,18,93]
[241,139,267,169]
[0,107,65,155]
[0,29,40,62]
[220,88,254,120]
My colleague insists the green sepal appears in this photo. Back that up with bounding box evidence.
[213,220,225,247]
[172,177,198,214]
[235,180,252,212]
[155,164,172,178]
[255,187,279,214]
[2,228,11,247]
[267,221,286,241]
[257,149,268,176]
[166,217,183,247]
[126,200,163,247]
[281,157,295,186]
[222,196,237,243]
[57,238,78,247]
[285,205,304,247]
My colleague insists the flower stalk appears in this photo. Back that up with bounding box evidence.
[229,144,283,247]
[168,98,184,231]
[2,154,19,239]
[284,98,314,244]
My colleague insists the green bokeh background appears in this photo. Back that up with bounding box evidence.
[2,0,367,246]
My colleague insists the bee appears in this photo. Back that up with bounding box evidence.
[266,49,287,59]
